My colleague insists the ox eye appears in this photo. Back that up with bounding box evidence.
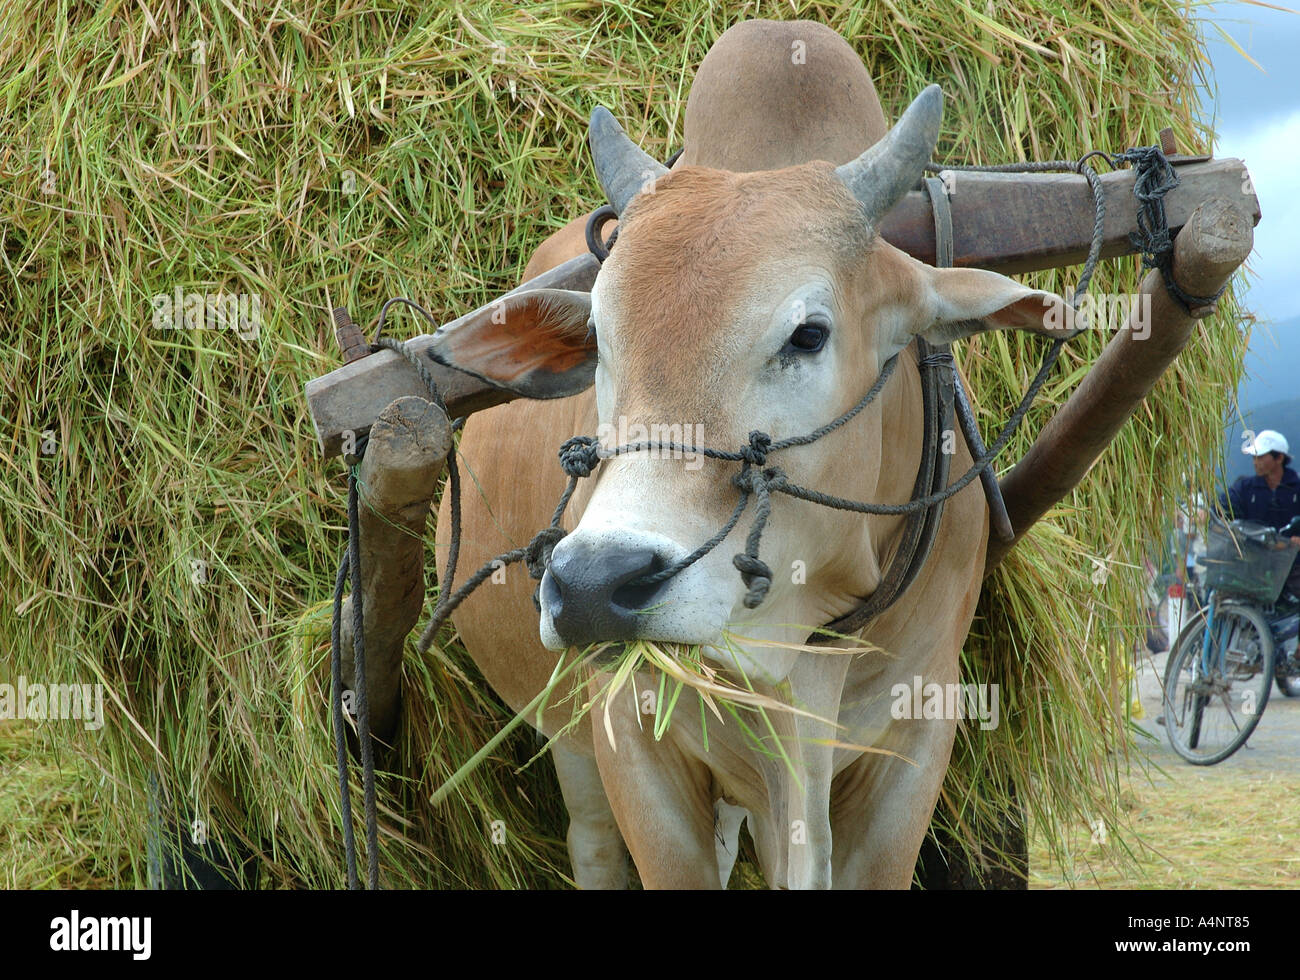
[783,321,829,354]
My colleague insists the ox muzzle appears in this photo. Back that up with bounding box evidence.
[539,535,675,648]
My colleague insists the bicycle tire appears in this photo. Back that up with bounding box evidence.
[1162,600,1275,765]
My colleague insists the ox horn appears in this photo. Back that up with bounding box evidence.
[589,106,669,216]
[835,84,943,223]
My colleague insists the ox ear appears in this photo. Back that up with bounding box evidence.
[427,288,596,399]
[913,266,1075,347]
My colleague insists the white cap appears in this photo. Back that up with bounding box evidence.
[1244,429,1290,457]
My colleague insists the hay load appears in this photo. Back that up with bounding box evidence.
[1,0,1246,887]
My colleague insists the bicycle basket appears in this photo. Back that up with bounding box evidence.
[1198,519,1299,603]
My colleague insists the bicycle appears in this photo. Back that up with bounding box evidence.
[1174,562,1300,701]
[1161,515,1300,765]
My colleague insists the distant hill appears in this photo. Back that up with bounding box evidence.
[1224,396,1300,482]
[1216,317,1300,482]
[1237,317,1300,411]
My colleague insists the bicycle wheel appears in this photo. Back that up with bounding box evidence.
[1162,601,1275,765]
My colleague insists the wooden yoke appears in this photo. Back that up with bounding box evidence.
[304,158,1258,460]
[340,395,451,742]
[985,196,1256,573]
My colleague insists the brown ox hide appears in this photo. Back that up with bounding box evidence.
[437,19,1011,888]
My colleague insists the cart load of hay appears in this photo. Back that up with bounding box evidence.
[0,0,1248,887]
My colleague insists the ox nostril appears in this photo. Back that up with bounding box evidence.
[543,543,674,646]
[610,552,669,612]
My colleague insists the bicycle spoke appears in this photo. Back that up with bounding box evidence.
[1162,597,1274,765]
[1214,688,1244,733]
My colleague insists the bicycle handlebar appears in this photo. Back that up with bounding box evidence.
[1209,510,1300,542]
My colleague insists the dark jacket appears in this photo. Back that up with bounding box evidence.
[1219,467,1300,530]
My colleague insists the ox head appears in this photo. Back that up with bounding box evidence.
[434,87,1070,678]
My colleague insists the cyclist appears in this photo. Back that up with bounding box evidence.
[1219,430,1300,596]
[1157,430,1300,728]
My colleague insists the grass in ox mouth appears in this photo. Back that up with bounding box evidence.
[526,632,907,781]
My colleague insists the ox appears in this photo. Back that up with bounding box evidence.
[433,19,1073,889]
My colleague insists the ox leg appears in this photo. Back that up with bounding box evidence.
[782,653,850,889]
[592,704,720,889]
[551,742,629,890]
[830,717,957,889]
[714,800,747,888]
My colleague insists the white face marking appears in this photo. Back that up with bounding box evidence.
[542,259,865,679]
[590,271,617,428]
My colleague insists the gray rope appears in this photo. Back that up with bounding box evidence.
[924,155,1105,306]
[733,465,783,608]
[772,339,1061,515]
[1113,145,1225,313]
[328,471,379,889]
[626,479,753,589]
[583,354,902,471]
[414,478,580,652]
[329,555,358,889]
[346,473,379,890]
[328,296,468,890]
[559,336,1061,598]
[927,145,1222,312]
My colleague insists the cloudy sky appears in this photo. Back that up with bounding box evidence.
[1208,2,1298,317]
[1205,2,1300,406]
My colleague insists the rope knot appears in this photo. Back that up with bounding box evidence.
[1110,144,1224,316]
[741,431,773,467]
[558,436,602,478]
[732,465,786,495]
[524,526,567,580]
[732,553,772,609]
